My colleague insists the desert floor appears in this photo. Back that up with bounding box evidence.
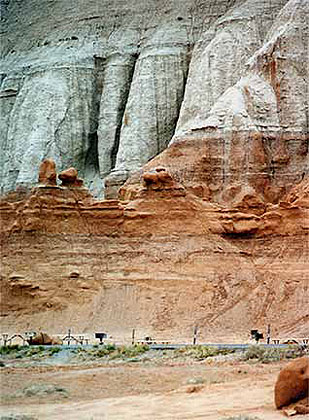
[0,350,306,420]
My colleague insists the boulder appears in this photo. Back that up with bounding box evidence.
[275,356,309,409]
[58,167,83,187]
[29,332,62,345]
[38,158,57,186]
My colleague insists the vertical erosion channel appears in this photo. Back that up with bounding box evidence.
[97,53,137,180]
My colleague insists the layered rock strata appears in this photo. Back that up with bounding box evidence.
[1,166,308,341]
[0,0,308,343]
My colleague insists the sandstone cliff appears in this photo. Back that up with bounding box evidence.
[0,0,308,342]
[0,165,308,341]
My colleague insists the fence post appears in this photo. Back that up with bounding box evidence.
[193,326,198,345]
[267,324,271,345]
[2,334,8,347]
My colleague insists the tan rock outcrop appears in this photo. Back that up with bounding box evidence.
[275,356,309,409]
[294,401,309,415]
[1,164,308,341]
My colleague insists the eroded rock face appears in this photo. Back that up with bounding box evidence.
[0,0,308,344]
[1,0,296,199]
[174,0,284,137]
[123,0,308,205]
[275,357,309,409]
[1,176,308,340]
[174,0,308,137]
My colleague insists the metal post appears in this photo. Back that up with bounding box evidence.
[132,329,135,345]
[267,324,271,345]
[68,329,71,346]
[193,326,198,345]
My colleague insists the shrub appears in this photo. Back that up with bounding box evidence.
[242,346,266,361]
[111,344,149,359]
[24,346,45,357]
[47,347,62,356]
[104,343,116,352]
[242,345,304,363]
[0,345,62,359]
[0,345,20,355]
[75,344,149,360]
[176,345,235,360]
[22,383,68,397]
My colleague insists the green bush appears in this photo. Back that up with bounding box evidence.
[75,344,149,360]
[0,345,21,355]
[0,345,62,359]
[242,345,304,363]
[47,347,62,356]
[111,344,149,359]
[176,345,235,360]
[23,346,45,357]
[242,346,266,361]
[104,343,117,352]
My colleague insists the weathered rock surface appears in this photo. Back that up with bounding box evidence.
[1,167,308,341]
[275,356,309,409]
[0,0,308,343]
[174,0,287,137]
[0,0,235,195]
[1,0,300,198]
[122,0,308,205]
[294,401,309,415]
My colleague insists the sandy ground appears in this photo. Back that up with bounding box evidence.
[0,358,307,420]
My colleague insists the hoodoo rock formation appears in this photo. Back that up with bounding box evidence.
[38,158,57,187]
[0,0,308,342]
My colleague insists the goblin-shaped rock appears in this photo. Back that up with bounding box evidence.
[58,167,83,187]
[143,167,173,189]
[38,158,57,186]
